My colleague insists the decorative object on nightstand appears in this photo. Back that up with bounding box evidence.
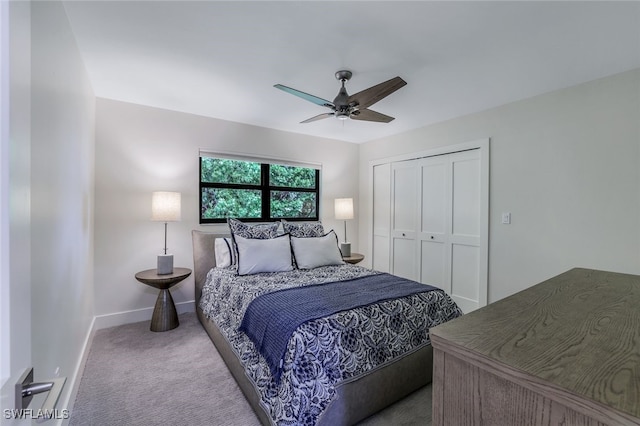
[151,191,181,275]
[334,197,354,257]
[135,267,191,332]
[342,253,364,264]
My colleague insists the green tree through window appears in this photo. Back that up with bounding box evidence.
[200,157,320,223]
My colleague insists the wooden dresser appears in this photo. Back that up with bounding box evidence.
[430,268,640,426]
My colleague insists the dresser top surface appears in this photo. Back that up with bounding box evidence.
[431,268,640,419]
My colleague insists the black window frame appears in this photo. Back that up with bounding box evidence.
[199,157,320,224]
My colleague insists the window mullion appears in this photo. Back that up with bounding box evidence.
[201,182,262,190]
[261,164,270,220]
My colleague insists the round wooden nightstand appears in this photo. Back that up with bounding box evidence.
[135,267,191,332]
[343,253,364,264]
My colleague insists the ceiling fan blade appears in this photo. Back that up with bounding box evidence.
[301,112,334,123]
[350,108,395,123]
[274,84,334,108]
[347,76,406,110]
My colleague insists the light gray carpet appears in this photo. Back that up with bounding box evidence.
[70,312,432,425]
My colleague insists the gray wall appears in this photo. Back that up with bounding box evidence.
[358,69,640,303]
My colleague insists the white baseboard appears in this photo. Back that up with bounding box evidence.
[59,315,96,426]
[93,300,196,330]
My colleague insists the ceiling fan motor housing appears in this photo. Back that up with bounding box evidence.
[333,87,351,109]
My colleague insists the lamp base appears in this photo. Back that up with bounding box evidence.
[157,254,174,275]
[340,242,351,257]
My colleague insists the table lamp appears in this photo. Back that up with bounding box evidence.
[151,191,181,274]
[334,197,354,257]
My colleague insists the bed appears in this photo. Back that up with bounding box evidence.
[192,225,462,426]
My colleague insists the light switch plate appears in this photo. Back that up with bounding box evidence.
[501,212,511,224]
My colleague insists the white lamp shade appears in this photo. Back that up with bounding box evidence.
[151,192,181,222]
[334,198,354,220]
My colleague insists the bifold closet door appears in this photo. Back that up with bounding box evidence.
[372,163,391,272]
[419,150,482,313]
[390,160,419,280]
[448,150,482,313]
[388,149,484,313]
[418,155,450,293]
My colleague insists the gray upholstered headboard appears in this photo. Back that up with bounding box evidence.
[191,230,229,302]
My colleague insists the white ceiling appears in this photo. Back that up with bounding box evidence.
[62,1,640,144]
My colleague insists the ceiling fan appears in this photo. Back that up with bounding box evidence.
[274,70,407,124]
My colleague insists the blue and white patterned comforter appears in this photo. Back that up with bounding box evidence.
[198,264,462,425]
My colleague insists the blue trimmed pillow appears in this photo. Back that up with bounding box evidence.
[234,234,294,275]
[281,220,324,238]
[290,230,345,269]
[214,237,235,268]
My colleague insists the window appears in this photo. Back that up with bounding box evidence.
[200,156,320,223]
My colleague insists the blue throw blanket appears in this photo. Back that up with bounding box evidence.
[238,272,440,383]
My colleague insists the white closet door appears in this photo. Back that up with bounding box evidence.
[386,148,486,313]
[418,156,450,293]
[448,150,482,313]
[390,160,419,280]
[372,163,391,272]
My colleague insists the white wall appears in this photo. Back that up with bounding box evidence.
[0,0,9,389]
[29,0,95,410]
[1,0,31,402]
[93,99,359,322]
[359,69,640,303]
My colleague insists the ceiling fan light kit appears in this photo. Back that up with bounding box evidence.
[274,70,406,124]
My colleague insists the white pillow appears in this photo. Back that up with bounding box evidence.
[214,237,235,268]
[234,234,294,275]
[290,230,345,269]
